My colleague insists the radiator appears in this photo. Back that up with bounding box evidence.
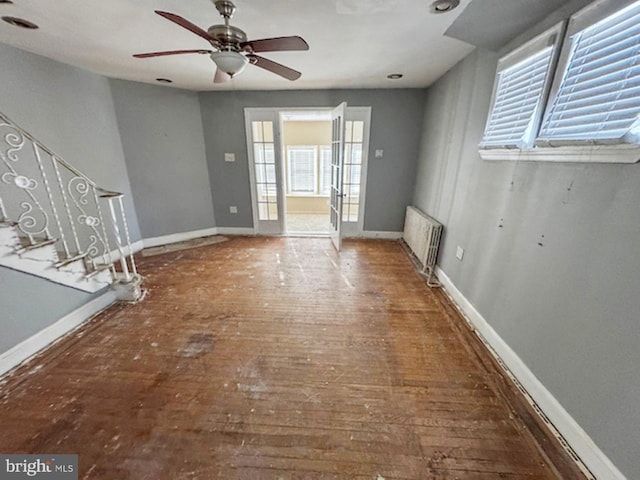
[402,206,443,280]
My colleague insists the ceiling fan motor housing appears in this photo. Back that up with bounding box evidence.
[208,24,248,50]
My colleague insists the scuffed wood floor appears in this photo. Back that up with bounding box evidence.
[0,237,575,479]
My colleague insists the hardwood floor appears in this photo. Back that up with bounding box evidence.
[0,237,583,479]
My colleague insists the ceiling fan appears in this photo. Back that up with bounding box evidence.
[133,0,309,83]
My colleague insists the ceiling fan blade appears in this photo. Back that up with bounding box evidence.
[248,54,301,81]
[155,11,214,43]
[241,36,309,53]
[214,67,231,84]
[133,49,212,58]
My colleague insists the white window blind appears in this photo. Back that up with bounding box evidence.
[319,146,332,196]
[538,1,640,145]
[481,47,554,148]
[287,147,317,194]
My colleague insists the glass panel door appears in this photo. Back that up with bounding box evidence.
[341,107,371,238]
[245,109,283,235]
[330,102,346,251]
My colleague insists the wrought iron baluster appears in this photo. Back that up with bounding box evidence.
[1,121,51,244]
[33,144,69,258]
[117,195,137,276]
[105,194,131,282]
[93,188,114,273]
[0,195,7,221]
[51,156,82,255]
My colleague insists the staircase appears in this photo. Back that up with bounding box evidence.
[0,112,142,300]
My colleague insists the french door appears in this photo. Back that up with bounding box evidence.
[244,110,283,235]
[245,106,370,239]
[329,102,346,251]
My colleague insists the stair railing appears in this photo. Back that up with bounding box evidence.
[0,112,137,283]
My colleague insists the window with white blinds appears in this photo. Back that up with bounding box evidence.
[319,146,332,195]
[538,0,640,145]
[287,147,317,194]
[481,47,554,148]
[480,0,640,162]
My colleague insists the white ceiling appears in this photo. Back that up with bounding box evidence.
[0,0,475,91]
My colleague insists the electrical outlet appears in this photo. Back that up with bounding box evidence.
[224,153,235,162]
[456,246,464,261]
[229,206,238,214]
[375,149,384,158]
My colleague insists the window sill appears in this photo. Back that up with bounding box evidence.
[286,194,330,198]
[479,144,640,164]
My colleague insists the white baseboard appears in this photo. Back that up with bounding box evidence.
[142,227,256,249]
[216,227,255,235]
[435,266,626,480]
[361,230,403,240]
[130,239,144,254]
[142,227,218,249]
[106,239,144,263]
[0,291,117,378]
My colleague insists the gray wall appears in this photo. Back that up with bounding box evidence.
[110,80,215,239]
[0,43,140,355]
[0,268,98,354]
[199,89,426,231]
[413,47,640,478]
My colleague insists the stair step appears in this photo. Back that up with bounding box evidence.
[15,237,58,254]
[54,251,89,268]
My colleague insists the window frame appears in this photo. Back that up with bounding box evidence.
[480,0,640,163]
[286,145,318,195]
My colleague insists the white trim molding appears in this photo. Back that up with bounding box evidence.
[479,144,640,164]
[142,227,219,248]
[107,239,144,263]
[435,266,627,480]
[215,227,255,236]
[0,292,117,378]
[142,227,255,249]
[360,231,403,240]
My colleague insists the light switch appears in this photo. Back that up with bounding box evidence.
[456,246,464,261]
[229,206,238,214]
[375,149,384,158]
[224,153,235,162]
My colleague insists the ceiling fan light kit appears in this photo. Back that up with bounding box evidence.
[210,50,248,76]
[133,0,308,83]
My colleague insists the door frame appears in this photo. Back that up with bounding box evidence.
[244,106,371,237]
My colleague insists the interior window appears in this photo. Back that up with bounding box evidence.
[287,146,317,194]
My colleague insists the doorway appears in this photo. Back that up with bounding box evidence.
[280,110,332,235]
[244,106,371,240]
